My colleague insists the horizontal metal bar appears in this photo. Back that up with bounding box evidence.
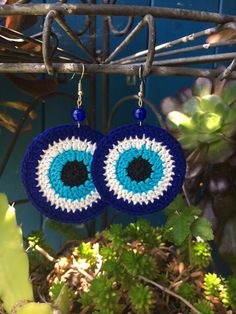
[153,52,236,66]
[111,26,218,65]
[116,40,236,65]
[0,63,235,79]
[0,4,235,23]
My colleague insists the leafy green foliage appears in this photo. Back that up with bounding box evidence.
[125,220,163,249]
[121,251,157,278]
[79,220,160,313]
[191,218,214,241]
[226,276,236,310]
[27,231,43,251]
[80,275,120,314]
[53,284,73,314]
[178,283,196,303]
[74,242,97,266]
[129,284,154,314]
[164,195,213,261]
[193,300,214,314]
[204,273,222,297]
[192,242,211,267]
[49,281,64,301]
[103,224,127,250]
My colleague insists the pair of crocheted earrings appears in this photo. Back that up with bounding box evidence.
[21,65,186,224]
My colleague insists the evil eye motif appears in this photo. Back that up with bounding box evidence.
[21,125,107,223]
[92,124,186,215]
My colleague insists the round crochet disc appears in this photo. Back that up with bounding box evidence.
[22,125,107,223]
[91,124,186,215]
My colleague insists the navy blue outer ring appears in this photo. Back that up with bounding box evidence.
[21,125,107,223]
[91,124,186,215]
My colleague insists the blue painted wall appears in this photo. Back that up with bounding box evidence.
[0,0,235,247]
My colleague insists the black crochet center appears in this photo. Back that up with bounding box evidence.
[127,157,153,182]
[61,160,88,187]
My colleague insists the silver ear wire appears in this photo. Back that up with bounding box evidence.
[76,64,85,127]
[138,65,144,108]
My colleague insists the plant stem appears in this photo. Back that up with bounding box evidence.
[188,236,193,266]
[139,275,202,314]
[35,244,56,262]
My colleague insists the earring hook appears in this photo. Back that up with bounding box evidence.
[68,63,85,81]
[79,63,85,83]
[138,65,144,108]
[139,65,144,83]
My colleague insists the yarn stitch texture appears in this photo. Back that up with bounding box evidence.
[91,124,186,215]
[21,125,107,223]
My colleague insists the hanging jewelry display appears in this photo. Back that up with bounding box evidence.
[21,66,107,223]
[92,67,186,215]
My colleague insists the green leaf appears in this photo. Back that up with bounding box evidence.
[53,284,73,314]
[199,95,222,112]
[214,102,229,118]
[164,194,186,216]
[0,194,34,313]
[194,112,223,133]
[221,81,236,106]
[178,133,199,150]
[16,303,53,314]
[165,208,197,245]
[182,97,200,115]
[197,132,221,144]
[207,139,234,164]
[191,218,214,241]
[221,107,236,136]
[166,111,192,130]
[192,77,213,97]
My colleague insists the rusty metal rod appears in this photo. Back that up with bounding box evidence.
[0,25,85,62]
[117,40,236,65]
[0,63,235,79]
[105,14,156,76]
[108,15,133,36]
[53,11,95,62]
[112,26,218,64]
[0,4,235,24]
[152,52,236,66]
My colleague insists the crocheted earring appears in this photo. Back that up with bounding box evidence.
[92,67,186,215]
[21,65,107,223]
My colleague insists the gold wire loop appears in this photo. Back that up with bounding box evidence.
[77,64,85,108]
[138,65,144,107]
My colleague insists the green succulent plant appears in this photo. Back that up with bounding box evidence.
[177,283,196,303]
[226,276,236,310]
[203,273,222,297]
[129,283,154,314]
[193,300,214,314]
[164,78,236,163]
[192,242,211,268]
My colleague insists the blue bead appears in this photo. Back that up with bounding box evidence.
[133,107,147,121]
[71,108,86,122]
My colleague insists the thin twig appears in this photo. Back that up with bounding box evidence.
[35,244,56,262]
[139,275,202,314]
[72,261,94,281]
[182,184,191,207]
